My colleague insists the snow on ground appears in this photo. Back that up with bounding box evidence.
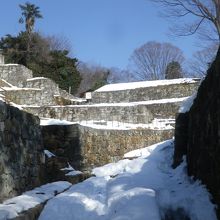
[60,163,83,176]
[27,77,47,81]
[1,87,41,91]
[0,181,72,219]
[44,149,56,158]
[0,64,19,66]
[25,96,189,110]
[40,118,75,126]
[79,118,175,130]
[95,78,199,92]
[48,97,189,108]
[0,79,14,87]
[39,140,217,220]
[179,92,197,113]
[40,118,175,130]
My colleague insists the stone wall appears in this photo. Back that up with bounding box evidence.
[24,77,80,106]
[42,124,82,181]
[173,48,220,216]
[0,65,33,87]
[0,79,13,88]
[78,125,174,170]
[24,101,182,124]
[0,100,44,202]
[24,77,60,94]
[0,53,4,65]
[41,124,174,171]
[2,88,57,106]
[92,81,200,103]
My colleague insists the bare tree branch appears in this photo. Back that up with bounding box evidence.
[151,0,220,42]
[129,41,185,80]
[188,43,218,76]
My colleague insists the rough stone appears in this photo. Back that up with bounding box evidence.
[172,112,189,168]
[173,48,220,216]
[0,65,33,87]
[91,81,200,103]
[41,124,174,171]
[24,101,182,124]
[0,100,44,202]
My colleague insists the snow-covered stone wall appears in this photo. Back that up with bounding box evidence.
[0,100,44,202]
[24,100,183,124]
[92,79,200,103]
[0,76,80,107]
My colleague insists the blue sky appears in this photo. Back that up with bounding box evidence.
[0,0,198,69]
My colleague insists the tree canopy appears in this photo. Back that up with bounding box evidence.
[151,0,220,43]
[0,32,81,94]
[0,3,81,94]
[19,2,42,34]
[130,41,184,80]
[165,61,183,79]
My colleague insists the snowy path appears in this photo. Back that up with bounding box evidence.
[39,140,217,220]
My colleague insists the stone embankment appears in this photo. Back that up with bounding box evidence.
[0,64,84,106]
[0,100,44,202]
[42,123,173,171]
[173,48,220,217]
[92,79,199,103]
[36,78,199,170]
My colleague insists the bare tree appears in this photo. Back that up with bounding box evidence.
[108,67,136,83]
[151,0,220,42]
[188,43,218,77]
[46,35,72,52]
[130,41,185,80]
[76,62,110,96]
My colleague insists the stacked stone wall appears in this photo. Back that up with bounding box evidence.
[24,101,182,124]
[0,79,13,88]
[78,125,173,170]
[0,65,33,87]
[0,100,44,202]
[3,89,56,106]
[41,125,81,174]
[24,77,80,105]
[41,124,174,171]
[92,81,200,103]
[25,78,60,94]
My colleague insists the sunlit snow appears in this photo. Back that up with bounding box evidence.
[95,78,199,92]
[39,140,217,220]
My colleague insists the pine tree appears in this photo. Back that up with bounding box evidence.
[165,61,183,79]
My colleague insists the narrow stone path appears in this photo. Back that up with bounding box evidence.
[39,140,217,220]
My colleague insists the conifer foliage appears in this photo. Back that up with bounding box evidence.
[0,3,81,94]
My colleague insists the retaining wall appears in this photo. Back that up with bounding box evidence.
[92,81,200,103]
[0,100,44,202]
[41,124,174,171]
[24,101,182,124]
[0,65,33,87]
[3,88,57,106]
